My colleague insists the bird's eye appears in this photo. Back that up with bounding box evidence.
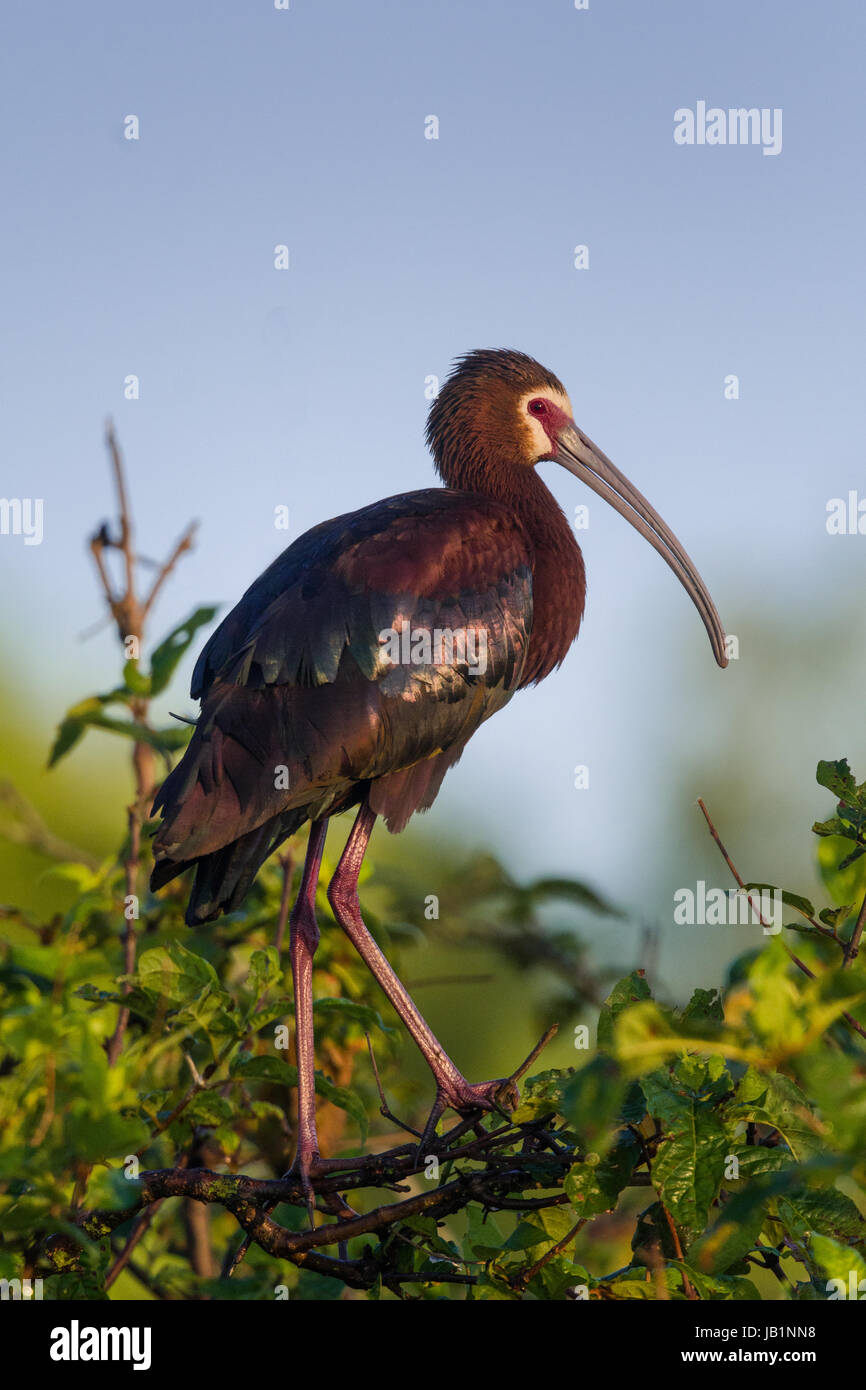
[529,400,545,415]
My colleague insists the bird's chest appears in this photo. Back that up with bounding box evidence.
[521,543,586,686]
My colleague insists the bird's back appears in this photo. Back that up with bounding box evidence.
[151,488,536,922]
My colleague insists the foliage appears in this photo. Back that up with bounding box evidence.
[5,650,866,1299]
[1,448,864,1301]
[0,593,616,1300]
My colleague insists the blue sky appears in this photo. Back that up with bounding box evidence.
[2,0,865,984]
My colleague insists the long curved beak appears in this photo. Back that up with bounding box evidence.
[555,423,728,668]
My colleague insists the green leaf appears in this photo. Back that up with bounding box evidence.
[775,1187,866,1244]
[464,1204,506,1261]
[312,997,393,1033]
[230,1054,295,1083]
[688,1187,769,1275]
[680,988,724,1025]
[510,1067,568,1123]
[49,692,193,765]
[503,1221,549,1252]
[212,1126,241,1157]
[183,1093,235,1126]
[562,1056,627,1152]
[48,715,88,767]
[75,983,126,1005]
[812,817,856,840]
[564,1133,639,1218]
[816,758,858,804]
[725,1145,794,1181]
[229,1053,368,1140]
[135,941,221,1005]
[248,948,282,995]
[642,1057,731,1233]
[534,1257,591,1301]
[64,1111,150,1164]
[597,972,652,1050]
[818,905,853,929]
[598,1266,680,1300]
[532,1204,579,1244]
[743,883,815,918]
[796,1048,866,1153]
[38,862,99,893]
[79,714,191,753]
[122,660,152,696]
[671,1262,761,1300]
[731,1067,820,1161]
[149,606,218,695]
[527,877,619,917]
[294,1270,347,1301]
[49,696,111,767]
[311,1073,369,1143]
[631,1201,680,1261]
[809,1233,866,1291]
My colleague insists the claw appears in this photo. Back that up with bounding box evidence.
[491,1077,520,1119]
[286,1149,319,1230]
[415,1092,448,1162]
[321,1190,361,1222]
[285,1151,364,1228]
[415,1074,521,1164]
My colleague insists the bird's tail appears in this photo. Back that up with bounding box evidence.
[151,808,307,926]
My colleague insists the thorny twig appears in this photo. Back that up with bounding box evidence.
[844,893,866,969]
[89,424,196,1066]
[63,1028,614,1295]
[76,1121,585,1293]
[661,1204,696,1300]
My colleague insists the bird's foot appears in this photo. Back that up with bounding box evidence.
[286,1146,320,1230]
[415,1027,561,1159]
[444,1074,520,1117]
[284,1148,363,1229]
[416,1074,520,1158]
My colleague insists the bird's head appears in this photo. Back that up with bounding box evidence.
[427,348,728,668]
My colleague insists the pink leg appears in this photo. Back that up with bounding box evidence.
[288,820,328,1210]
[327,803,513,1146]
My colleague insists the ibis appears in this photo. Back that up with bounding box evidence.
[151,349,727,1195]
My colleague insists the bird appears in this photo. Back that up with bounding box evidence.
[150,348,727,1198]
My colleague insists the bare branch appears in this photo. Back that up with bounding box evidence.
[142,522,198,622]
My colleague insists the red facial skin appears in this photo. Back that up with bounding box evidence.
[527,396,574,457]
